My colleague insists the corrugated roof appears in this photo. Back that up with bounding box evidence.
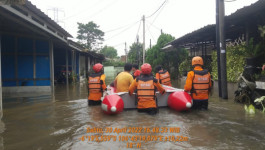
[88,51,105,60]
[167,0,265,48]
[68,40,85,51]
[68,40,105,60]
[170,24,215,47]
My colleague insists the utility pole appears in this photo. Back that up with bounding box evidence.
[216,0,228,99]
[143,15,145,64]
[124,42,127,63]
[216,0,222,97]
[150,39,151,49]
[137,35,140,66]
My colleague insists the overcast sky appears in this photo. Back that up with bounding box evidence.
[29,0,259,56]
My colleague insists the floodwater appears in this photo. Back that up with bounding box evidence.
[0,67,265,150]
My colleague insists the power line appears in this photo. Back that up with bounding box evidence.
[105,20,141,41]
[135,20,142,42]
[82,0,121,21]
[145,0,167,40]
[105,20,140,33]
[136,20,142,36]
[47,7,65,28]
[62,0,106,20]
[146,24,156,43]
[112,42,125,47]
[64,0,120,21]
[146,0,168,18]
[146,20,161,31]
[149,0,167,26]
[47,7,65,22]
[225,0,237,2]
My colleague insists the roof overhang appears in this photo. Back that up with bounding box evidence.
[161,44,174,52]
[163,0,265,51]
[0,5,68,43]
[0,1,105,60]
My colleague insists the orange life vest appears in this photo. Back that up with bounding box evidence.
[191,70,210,96]
[136,76,156,100]
[158,70,171,86]
[88,73,102,93]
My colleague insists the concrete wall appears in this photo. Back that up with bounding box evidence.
[2,86,51,94]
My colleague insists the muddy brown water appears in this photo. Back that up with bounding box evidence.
[0,74,265,149]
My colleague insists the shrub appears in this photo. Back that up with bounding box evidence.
[211,43,246,82]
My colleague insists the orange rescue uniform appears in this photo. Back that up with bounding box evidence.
[155,70,172,86]
[184,66,211,100]
[88,73,106,101]
[129,76,165,109]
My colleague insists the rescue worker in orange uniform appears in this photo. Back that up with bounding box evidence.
[88,63,107,106]
[132,64,141,79]
[184,56,212,110]
[129,63,165,115]
[155,65,172,86]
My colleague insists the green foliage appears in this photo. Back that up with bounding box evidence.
[211,51,218,80]
[146,33,175,68]
[254,96,265,113]
[245,26,265,57]
[146,45,166,69]
[77,21,104,51]
[211,43,246,82]
[100,46,118,59]
[128,42,143,64]
[179,58,192,76]
[244,104,255,114]
[212,24,265,82]
[258,25,265,39]
[261,69,265,76]
[245,38,264,57]
[146,34,172,69]
[145,33,189,78]
[70,71,78,83]
[103,60,125,67]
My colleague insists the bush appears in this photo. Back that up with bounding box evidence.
[103,60,125,67]
[211,43,246,82]
[179,59,192,77]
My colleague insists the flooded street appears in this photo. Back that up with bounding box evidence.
[0,69,265,150]
[1,0,265,149]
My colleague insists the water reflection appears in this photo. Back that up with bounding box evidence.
[0,69,265,149]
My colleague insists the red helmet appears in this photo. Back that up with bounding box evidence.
[93,63,103,73]
[141,63,152,75]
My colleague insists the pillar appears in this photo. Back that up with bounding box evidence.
[49,41,54,92]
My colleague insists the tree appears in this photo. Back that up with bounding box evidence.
[146,33,188,78]
[146,33,175,69]
[77,21,104,51]
[100,46,118,59]
[128,42,143,65]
